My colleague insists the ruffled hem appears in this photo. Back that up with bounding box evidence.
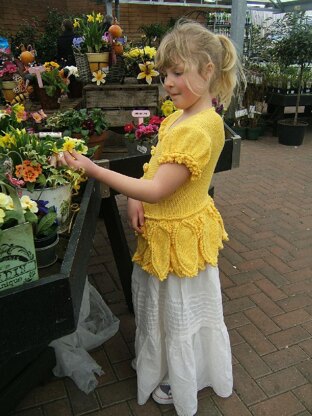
[158,152,201,180]
[132,202,228,281]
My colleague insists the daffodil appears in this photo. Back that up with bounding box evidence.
[87,14,95,23]
[137,61,159,85]
[73,18,80,28]
[95,13,103,23]
[92,70,106,86]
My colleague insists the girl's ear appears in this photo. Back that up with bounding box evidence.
[203,63,214,80]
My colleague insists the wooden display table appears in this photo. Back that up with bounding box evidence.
[0,179,101,414]
[83,83,159,128]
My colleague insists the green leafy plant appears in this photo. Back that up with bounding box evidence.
[46,108,108,139]
[73,11,110,53]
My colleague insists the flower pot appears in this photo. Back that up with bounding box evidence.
[86,52,110,73]
[232,126,247,139]
[1,80,18,103]
[246,126,262,140]
[38,87,61,110]
[20,184,72,233]
[277,119,308,146]
[0,222,39,291]
[35,232,59,268]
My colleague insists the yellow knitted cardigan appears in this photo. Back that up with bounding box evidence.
[132,107,228,281]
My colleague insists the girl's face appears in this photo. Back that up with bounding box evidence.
[163,62,211,113]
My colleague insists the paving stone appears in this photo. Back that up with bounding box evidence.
[43,399,72,416]
[14,379,67,410]
[97,378,137,407]
[103,331,132,363]
[244,307,280,335]
[232,364,267,405]
[294,384,312,413]
[223,297,255,316]
[255,279,287,301]
[257,367,307,397]
[277,294,312,312]
[232,342,271,378]
[250,292,284,317]
[212,392,252,416]
[128,398,162,415]
[224,312,250,330]
[299,339,312,356]
[262,345,309,372]
[268,326,311,349]
[88,402,132,415]
[90,348,117,386]
[273,309,312,329]
[250,392,305,416]
[237,323,276,355]
[113,359,136,381]
[296,360,312,383]
[224,282,260,300]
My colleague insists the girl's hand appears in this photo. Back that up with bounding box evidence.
[58,150,97,177]
[127,198,144,234]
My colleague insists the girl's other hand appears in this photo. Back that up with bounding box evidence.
[127,198,145,234]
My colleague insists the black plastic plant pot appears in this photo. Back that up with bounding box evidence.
[277,120,308,146]
[34,233,59,268]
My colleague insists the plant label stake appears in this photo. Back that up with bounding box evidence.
[132,109,150,125]
[131,110,151,154]
[28,66,45,88]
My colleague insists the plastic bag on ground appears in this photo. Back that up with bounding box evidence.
[49,278,120,393]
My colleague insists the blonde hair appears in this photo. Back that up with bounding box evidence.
[156,19,243,107]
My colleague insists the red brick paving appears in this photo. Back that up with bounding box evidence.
[11,125,312,415]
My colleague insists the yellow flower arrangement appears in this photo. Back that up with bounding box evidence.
[123,45,159,83]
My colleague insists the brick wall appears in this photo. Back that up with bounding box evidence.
[1,0,208,42]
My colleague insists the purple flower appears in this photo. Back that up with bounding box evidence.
[37,200,49,215]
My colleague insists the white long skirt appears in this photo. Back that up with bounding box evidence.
[132,263,233,416]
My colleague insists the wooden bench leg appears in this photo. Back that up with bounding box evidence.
[100,196,134,312]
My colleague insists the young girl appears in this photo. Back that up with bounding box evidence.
[60,19,242,416]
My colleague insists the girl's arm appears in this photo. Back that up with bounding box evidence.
[62,150,190,203]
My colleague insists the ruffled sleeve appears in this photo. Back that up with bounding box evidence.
[158,124,211,180]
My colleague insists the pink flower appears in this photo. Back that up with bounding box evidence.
[6,173,25,188]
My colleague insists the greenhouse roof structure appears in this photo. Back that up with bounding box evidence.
[118,0,312,12]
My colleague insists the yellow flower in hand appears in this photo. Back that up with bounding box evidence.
[92,70,106,86]
[137,61,159,85]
